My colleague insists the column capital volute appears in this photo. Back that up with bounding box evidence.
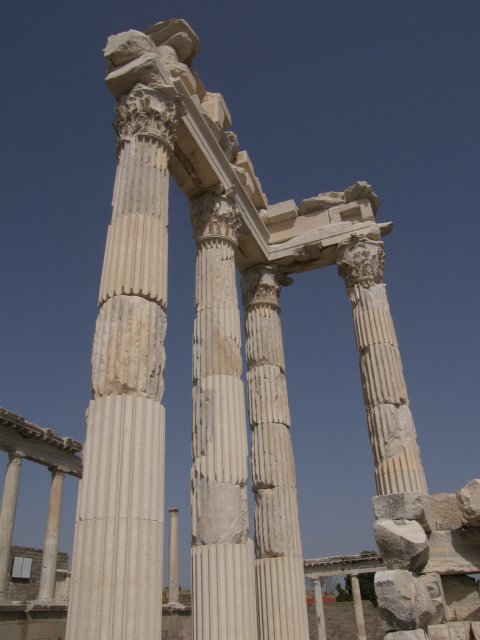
[190,192,241,245]
[336,233,385,290]
[8,451,25,464]
[241,264,283,310]
[113,83,178,152]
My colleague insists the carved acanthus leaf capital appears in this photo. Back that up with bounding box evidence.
[336,234,385,289]
[242,265,281,309]
[190,192,241,244]
[113,84,177,149]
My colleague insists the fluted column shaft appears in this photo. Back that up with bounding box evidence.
[66,84,177,640]
[336,234,428,495]
[0,452,24,598]
[242,265,309,640]
[38,467,65,600]
[190,193,257,640]
[351,574,367,640]
[168,508,180,604]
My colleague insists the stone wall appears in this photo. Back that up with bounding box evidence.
[0,603,67,640]
[4,545,69,601]
[307,600,384,640]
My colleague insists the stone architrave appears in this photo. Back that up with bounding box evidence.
[190,193,257,640]
[0,452,24,598]
[336,233,428,495]
[38,466,65,601]
[242,265,309,640]
[66,81,177,640]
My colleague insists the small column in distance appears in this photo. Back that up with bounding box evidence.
[351,573,367,640]
[38,466,66,601]
[313,578,327,640]
[167,507,180,605]
[0,452,24,598]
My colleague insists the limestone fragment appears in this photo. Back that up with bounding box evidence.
[417,573,449,624]
[344,180,380,214]
[145,18,200,65]
[457,479,480,527]
[375,570,418,630]
[298,191,346,216]
[105,53,163,100]
[374,518,429,572]
[104,30,154,67]
[425,529,480,575]
[373,493,426,525]
[424,494,463,532]
[385,631,427,639]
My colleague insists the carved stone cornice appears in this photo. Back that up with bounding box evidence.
[113,84,177,150]
[242,265,281,310]
[190,192,241,245]
[336,234,385,289]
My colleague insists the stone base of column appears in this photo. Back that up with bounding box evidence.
[66,395,165,640]
[255,556,309,640]
[192,540,257,640]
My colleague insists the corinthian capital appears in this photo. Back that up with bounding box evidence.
[241,265,281,310]
[113,84,177,149]
[336,235,385,289]
[190,192,241,244]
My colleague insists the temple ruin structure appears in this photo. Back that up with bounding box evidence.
[64,17,480,640]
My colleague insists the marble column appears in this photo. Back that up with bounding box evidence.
[38,466,65,601]
[66,84,177,640]
[0,452,24,598]
[313,578,327,640]
[336,233,428,495]
[242,265,309,640]
[168,507,180,604]
[351,574,367,640]
[190,193,257,640]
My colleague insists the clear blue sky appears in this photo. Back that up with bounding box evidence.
[1,1,479,589]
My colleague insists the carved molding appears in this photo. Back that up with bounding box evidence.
[113,84,177,149]
[190,192,241,244]
[336,235,385,289]
[242,265,281,309]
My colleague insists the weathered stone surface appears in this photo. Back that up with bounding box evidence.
[201,92,232,129]
[145,18,200,65]
[458,479,480,527]
[157,45,197,94]
[373,493,426,524]
[254,487,302,558]
[92,295,166,401]
[105,53,162,99]
[425,529,480,575]
[442,575,480,621]
[245,304,285,370]
[418,573,449,624]
[414,577,437,628]
[299,191,346,216]
[385,631,427,640]
[427,624,451,640]
[424,494,463,532]
[104,30,154,67]
[193,307,242,381]
[427,622,474,640]
[374,519,429,572]
[375,570,417,630]
[192,478,248,545]
[472,621,480,639]
[251,423,296,489]
[247,364,291,427]
[344,180,380,214]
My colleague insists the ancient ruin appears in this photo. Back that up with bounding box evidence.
[26,15,477,640]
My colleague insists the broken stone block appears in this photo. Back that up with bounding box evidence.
[145,18,200,65]
[201,92,232,129]
[265,200,298,225]
[472,621,480,640]
[374,518,429,571]
[424,494,463,532]
[373,492,426,525]
[418,573,449,624]
[414,576,437,628]
[425,529,480,575]
[104,30,155,67]
[445,622,472,639]
[385,631,427,640]
[344,180,380,214]
[427,624,452,640]
[458,479,480,527]
[442,575,480,621]
[105,53,162,100]
[157,45,197,94]
[374,570,418,630]
[298,191,346,216]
